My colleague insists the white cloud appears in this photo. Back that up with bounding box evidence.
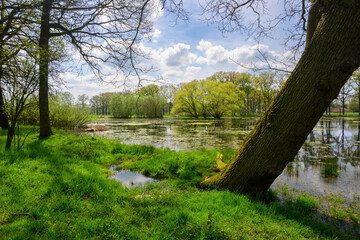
[196,40,229,65]
[196,40,212,52]
[152,29,161,38]
[159,43,197,67]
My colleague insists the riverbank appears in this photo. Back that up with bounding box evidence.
[0,130,358,239]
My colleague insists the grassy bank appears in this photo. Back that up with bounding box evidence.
[0,129,358,239]
[323,112,360,117]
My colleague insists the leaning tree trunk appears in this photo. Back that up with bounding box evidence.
[38,0,53,138]
[201,3,360,195]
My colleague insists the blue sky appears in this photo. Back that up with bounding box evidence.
[63,0,297,97]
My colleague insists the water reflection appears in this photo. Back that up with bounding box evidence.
[89,117,360,200]
[275,117,360,200]
[109,165,157,188]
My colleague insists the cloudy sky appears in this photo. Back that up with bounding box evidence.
[62,0,300,97]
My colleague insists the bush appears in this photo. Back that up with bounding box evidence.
[49,92,90,129]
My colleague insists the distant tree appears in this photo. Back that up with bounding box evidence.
[337,79,354,115]
[137,84,165,118]
[159,85,175,115]
[171,81,200,118]
[350,69,360,116]
[234,73,254,114]
[77,94,89,109]
[206,71,228,82]
[198,79,244,119]
[347,100,358,112]
[139,84,160,97]
[110,93,135,118]
[90,95,100,115]
[98,92,113,115]
[254,72,276,111]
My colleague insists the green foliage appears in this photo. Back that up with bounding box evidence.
[0,132,355,239]
[137,95,166,118]
[171,81,201,118]
[347,101,359,112]
[108,85,167,118]
[198,79,244,119]
[49,92,90,129]
[109,93,136,118]
[172,79,245,119]
[253,72,277,111]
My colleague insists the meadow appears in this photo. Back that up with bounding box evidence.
[0,128,358,239]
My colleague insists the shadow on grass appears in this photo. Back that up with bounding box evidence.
[251,193,360,240]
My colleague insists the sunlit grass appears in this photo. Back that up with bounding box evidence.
[0,129,358,239]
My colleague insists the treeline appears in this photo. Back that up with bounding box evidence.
[89,84,172,118]
[86,71,285,119]
[171,71,285,119]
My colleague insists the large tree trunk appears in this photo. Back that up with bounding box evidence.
[0,82,9,130]
[38,0,53,138]
[201,3,360,195]
[5,124,14,149]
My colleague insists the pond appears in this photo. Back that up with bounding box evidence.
[89,117,360,200]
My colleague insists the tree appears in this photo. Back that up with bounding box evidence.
[77,94,89,109]
[36,0,181,137]
[201,1,360,195]
[0,0,38,130]
[110,93,135,118]
[253,72,276,112]
[49,92,89,129]
[234,73,254,114]
[350,69,360,116]
[2,54,38,149]
[137,84,166,118]
[171,81,201,118]
[197,79,244,119]
[337,79,353,115]
[0,86,8,129]
[206,71,228,82]
[98,92,113,115]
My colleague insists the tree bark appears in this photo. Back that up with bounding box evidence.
[201,3,360,195]
[39,0,53,138]
[358,91,360,116]
[0,78,9,130]
[5,124,14,149]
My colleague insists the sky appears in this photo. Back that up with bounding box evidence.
[62,0,300,98]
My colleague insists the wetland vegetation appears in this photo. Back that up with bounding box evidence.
[0,129,359,239]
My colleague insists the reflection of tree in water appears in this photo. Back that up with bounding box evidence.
[169,118,259,149]
[292,117,360,181]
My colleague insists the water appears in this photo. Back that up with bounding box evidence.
[109,165,157,188]
[89,117,360,200]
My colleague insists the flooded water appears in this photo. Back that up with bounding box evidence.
[109,165,157,188]
[89,117,360,200]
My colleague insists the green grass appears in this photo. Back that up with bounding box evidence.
[323,112,360,117]
[0,129,358,239]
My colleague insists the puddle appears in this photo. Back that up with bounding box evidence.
[109,165,158,188]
